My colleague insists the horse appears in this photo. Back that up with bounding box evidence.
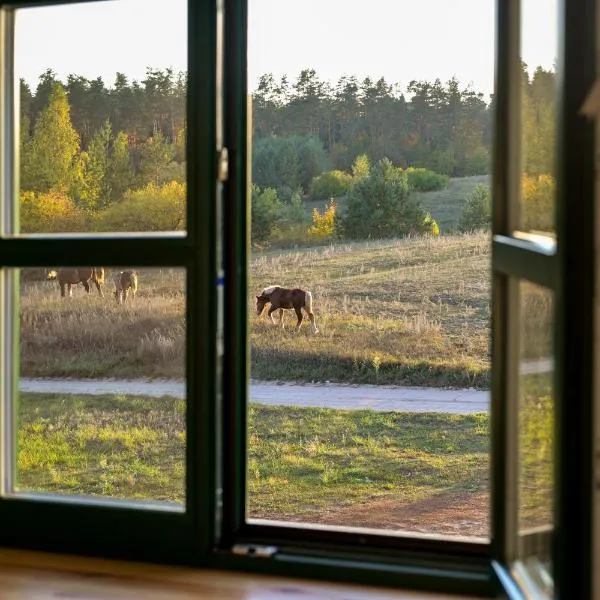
[47,267,105,298]
[114,271,138,304]
[256,285,319,333]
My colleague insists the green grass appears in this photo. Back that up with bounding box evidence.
[413,175,490,233]
[16,383,551,527]
[17,392,186,502]
[16,392,488,521]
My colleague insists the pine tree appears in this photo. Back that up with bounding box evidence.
[21,83,80,193]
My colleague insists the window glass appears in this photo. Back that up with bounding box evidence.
[9,267,186,508]
[518,0,558,236]
[14,0,187,235]
[247,0,495,539]
[514,280,554,596]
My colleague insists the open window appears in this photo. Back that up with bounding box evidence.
[0,0,595,597]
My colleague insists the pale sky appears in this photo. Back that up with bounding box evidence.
[15,0,557,99]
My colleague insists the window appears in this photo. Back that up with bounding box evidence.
[0,0,596,597]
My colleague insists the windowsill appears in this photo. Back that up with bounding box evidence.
[0,548,486,599]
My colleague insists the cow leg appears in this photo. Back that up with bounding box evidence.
[67,283,73,298]
[278,308,285,327]
[60,283,66,298]
[294,307,303,331]
[123,289,129,303]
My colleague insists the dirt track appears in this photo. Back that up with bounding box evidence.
[19,378,490,414]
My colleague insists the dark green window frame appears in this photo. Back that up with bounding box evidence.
[0,0,595,597]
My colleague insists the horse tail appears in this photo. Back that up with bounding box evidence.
[305,290,314,313]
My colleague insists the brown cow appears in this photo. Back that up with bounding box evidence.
[256,285,319,333]
[114,271,138,304]
[47,268,105,298]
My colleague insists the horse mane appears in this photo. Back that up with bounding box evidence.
[260,285,280,296]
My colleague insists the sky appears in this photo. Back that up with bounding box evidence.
[15,0,557,99]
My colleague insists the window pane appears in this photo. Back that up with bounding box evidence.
[514,280,554,596]
[518,0,558,236]
[14,0,187,235]
[247,0,495,540]
[8,267,186,508]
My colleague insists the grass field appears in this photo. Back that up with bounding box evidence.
[250,231,491,388]
[303,175,489,234]
[16,385,551,531]
[413,175,490,233]
[16,392,488,525]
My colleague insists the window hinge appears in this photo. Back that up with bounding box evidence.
[217,147,229,182]
[231,544,278,558]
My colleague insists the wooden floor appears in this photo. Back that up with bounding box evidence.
[0,548,485,599]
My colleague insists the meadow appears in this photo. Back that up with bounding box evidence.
[16,375,551,535]
[20,231,492,389]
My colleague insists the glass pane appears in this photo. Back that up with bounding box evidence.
[518,0,558,236]
[247,0,495,540]
[10,267,186,508]
[514,280,554,596]
[14,0,187,235]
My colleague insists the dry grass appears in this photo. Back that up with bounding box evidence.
[17,231,551,389]
[251,231,492,387]
[20,268,186,378]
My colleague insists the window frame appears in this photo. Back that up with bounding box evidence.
[490,0,596,597]
[0,0,221,565]
[0,0,595,597]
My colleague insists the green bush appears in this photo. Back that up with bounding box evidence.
[458,185,490,231]
[251,184,281,244]
[405,167,449,192]
[339,158,428,240]
[309,170,351,200]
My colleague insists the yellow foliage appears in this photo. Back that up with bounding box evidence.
[521,174,555,232]
[308,199,337,240]
[20,189,87,233]
[92,180,185,232]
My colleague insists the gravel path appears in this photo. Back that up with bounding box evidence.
[19,378,490,414]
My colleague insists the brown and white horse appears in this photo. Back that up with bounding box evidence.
[114,271,138,304]
[47,268,105,298]
[256,285,319,333]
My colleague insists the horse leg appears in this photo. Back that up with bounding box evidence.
[82,280,91,294]
[60,282,66,298]
[294,307,303,332]
[267,306,279,326]
[123,289,129,303]
[306,309,319,334]
[94,279,104,297]
[67,283,73,298]
[278,308,285,328]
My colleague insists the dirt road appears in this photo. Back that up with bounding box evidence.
[19,378,490,413]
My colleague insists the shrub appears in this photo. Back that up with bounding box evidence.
[421,213,440,236]
[521,174,554,232]
[92,181,185,232]
[405,167,449,192]
[251,184,281,244]
[308,199,337,240]
[309,170,351,200]
[20,189,87,233]
[339,158,428,240]
[458,185,491,231]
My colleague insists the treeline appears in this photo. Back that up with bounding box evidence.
[18,64,555,236]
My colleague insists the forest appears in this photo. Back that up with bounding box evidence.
[18,64,555,238]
